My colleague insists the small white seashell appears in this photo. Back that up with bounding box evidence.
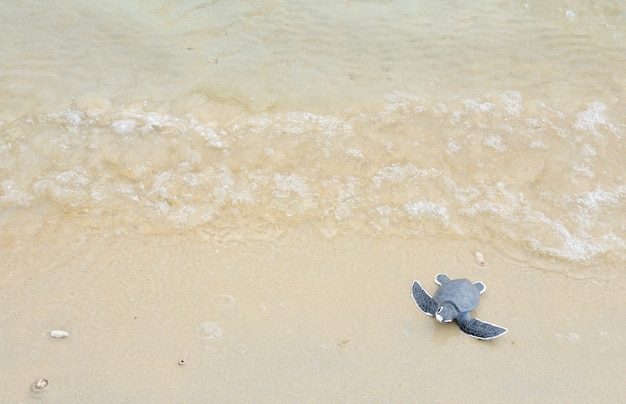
[473,251,488,266]
[50,330,69,338]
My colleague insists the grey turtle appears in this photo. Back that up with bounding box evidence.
[411,273,507,340]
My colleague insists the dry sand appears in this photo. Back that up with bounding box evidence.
[1,212,623,402]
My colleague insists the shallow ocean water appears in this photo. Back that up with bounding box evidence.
[2,0,625,264]
[1,0,625,401]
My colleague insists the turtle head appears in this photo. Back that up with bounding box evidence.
[435,303,455,323]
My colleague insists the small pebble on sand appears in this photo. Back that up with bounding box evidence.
[31,379,48,392]
[473,251,488,266]
[50,330,69,338]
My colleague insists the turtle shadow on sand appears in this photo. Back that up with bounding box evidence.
[412,273,508,340]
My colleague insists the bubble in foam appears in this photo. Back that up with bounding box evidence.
[572,164,595,179]
[464,99,494,113]
[530,217,607,262]
[273,173,309,198]
[383,92,423,113]
[574,102,611,136]
[0,180,32,206]
[500,91,522,116]
[483,135,507,152]
[572,186,625,211]
[56,166,89,186]
[111,119,137,135]
[372,163,436,188]
[404,201,449,224]
[530,140,547,149]
[580,144,596,157]
[61,110,83,127]
[445,139,460,155]
[33,179,54,196]
[345,148,363,158]
[196,124,226,148]
[182,173,200,186]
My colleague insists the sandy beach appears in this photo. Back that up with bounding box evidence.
[1,211,623,402]
[1,1,625,402]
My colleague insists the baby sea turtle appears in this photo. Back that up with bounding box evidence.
[412,273,507,340]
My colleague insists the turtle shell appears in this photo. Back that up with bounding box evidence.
[433,278,480,313]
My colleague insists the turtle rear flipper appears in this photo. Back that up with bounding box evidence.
[457,318,508,340]
[473,281,486,295]
[435,273,451,286]
[412,280,436,316]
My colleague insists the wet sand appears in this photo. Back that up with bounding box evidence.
[1,213,623,402]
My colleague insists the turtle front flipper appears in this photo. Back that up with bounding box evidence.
[412,280,437,316]
[457,318,508,340]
